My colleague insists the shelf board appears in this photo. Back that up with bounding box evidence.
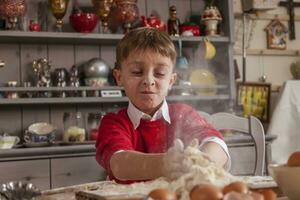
[234,48,300,56]
[0,31,230,45]
[0,94,229,105]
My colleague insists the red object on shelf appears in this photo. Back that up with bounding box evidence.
[141,15,166,32]
[90,128,98,140]
[29,20,41,32]
[179,24,200,36]
[69,12,98,33]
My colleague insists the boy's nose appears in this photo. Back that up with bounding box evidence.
[143,75,155,86]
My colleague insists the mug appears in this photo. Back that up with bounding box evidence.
[204,37,216,60]
[0,136,20,149]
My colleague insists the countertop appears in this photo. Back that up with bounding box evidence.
[0,134,277,162]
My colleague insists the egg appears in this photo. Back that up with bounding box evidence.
[222,181,248,195]
[190,184,223,200]
[287,151,300,166]
[148,188,177,200]
[256,189,277,200]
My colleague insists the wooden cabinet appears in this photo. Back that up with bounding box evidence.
[0,155,106,190]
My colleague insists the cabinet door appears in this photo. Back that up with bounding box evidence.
[228,146,256,175]
[0,160,50,190]
[51,156,106,188]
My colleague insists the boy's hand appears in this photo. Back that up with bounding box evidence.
[162,139,214,180]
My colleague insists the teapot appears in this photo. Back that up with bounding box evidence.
[141,15,166,32]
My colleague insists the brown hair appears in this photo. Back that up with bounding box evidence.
[115,27,177,69]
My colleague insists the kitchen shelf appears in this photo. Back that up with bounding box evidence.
[234,48,300,56]
[0,95,229,105]
[0,31,230,45]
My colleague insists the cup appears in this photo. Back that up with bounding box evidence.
[0,136,20,149]
[204,38,216,60]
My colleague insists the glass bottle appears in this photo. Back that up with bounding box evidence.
[63,112,86,142]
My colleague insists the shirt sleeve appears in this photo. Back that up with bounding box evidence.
[199,136,232,171]
[95,112,134,174]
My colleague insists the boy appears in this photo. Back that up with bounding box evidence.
[95,27,230,183]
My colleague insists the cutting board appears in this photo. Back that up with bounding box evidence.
[76,191,144,200]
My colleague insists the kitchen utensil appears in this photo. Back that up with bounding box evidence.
[175,38,188,70]
[0,181,41,200]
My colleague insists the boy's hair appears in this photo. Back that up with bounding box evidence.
[115,27,177,69]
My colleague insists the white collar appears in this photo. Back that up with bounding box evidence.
[127,100,171,129]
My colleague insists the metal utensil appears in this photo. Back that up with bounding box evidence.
[0,181,41,200]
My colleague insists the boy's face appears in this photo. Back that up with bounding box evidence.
[114,50,177,116]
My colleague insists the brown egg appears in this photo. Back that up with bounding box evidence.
[249,191,264,200]
[190,184,223,200]
[148,188,177,200]
[287,151,300,166]
[222,181,248,195]
[256,189,277,200]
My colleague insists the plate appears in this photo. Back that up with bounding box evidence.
[57,141,96,146]
[23,142,53,148]
[189,69,217,95]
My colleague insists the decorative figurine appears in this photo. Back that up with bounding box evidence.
[32,58,52,97]
[201,5,222,36]
[167,5,180,36]
[265,19,288,50]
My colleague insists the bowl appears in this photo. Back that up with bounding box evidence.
[24,122,56,143]
[268,164,300,200]
[70,12,98,33]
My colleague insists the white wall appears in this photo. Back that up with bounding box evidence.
[233,0,300,86]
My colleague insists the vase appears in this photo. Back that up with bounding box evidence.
[115,0,139,32]
[49,0,70,32]
[0,0,27,30]
[92,0,114,33]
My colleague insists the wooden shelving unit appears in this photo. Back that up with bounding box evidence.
[0,31,230,45]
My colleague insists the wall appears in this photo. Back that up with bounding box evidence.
[233,0,299,86]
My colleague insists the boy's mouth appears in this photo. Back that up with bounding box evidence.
[141,91,155,94]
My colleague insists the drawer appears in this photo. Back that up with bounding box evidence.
[51,156,106,188]
[0,159,50,190]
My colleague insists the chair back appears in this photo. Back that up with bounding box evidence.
[199,112,265,176]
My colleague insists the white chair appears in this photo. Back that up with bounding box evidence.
[199,112,265,176]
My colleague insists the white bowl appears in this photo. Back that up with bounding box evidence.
[268,164,300,200]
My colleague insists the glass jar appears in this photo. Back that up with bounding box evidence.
[63,112,86,143]
[6,81,19,99]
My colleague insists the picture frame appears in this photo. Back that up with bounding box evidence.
[265,19,288,50]
[236,82,271,122]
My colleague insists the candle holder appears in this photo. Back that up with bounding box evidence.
[0,0,27,30]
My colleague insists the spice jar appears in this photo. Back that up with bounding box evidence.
[6,81,19,99]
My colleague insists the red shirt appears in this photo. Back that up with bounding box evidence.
[95,103,223,182]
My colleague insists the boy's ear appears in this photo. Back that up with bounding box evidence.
[169,72,177,89]
[113,68,123,86]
